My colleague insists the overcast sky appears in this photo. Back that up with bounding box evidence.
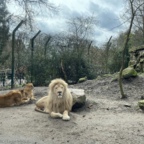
[8,0,126,46]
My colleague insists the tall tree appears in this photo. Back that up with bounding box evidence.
[119,0,144,99]
[133,0,144,44]
[65,16,97,81]
[0,0,10,59]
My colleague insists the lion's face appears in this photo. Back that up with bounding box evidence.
[25,83,34,90]
[53,83,65,98]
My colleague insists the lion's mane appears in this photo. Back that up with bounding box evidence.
[47,78,73,113]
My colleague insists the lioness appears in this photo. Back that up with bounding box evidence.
[20,83,36,100]
[0,83,35,107]
[35,78,73,121]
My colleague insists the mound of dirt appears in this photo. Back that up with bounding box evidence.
[72,75,144,101]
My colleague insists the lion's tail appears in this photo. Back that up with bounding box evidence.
[34,106,49,114]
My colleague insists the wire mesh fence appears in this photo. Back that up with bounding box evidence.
[0,69,26,90]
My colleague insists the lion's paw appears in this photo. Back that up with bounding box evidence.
[31,96,37,100]
[62,115,70,121]
[57,113,63,118]
[44,109,49,113]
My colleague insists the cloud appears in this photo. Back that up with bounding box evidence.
[89,2,101,13]
[90,0,124,13]
[101,0,124,10]
[98,9,121,30]
[8,0,126,46]
[35,17,66,34]
[89,1,122,31]
[60,4,82,19]
[92,27,116,46]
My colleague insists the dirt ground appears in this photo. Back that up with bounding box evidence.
[1,75,144,144]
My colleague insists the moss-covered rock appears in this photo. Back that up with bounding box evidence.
[78,76,87,83]
[138,100,144,110]
[140,58,144,63]
[129,45,144,53]
[122,67,137,78]
[110,72,120,82]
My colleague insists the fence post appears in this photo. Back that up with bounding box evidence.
[44,36,51,58]
[11,20,24,89]
[105,36,112,73]
[31,30,41,83]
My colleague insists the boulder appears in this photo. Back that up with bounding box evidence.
[122,67,137,78]
[138,100,144,111]
[69,88,86,110]
[128,60,136,66]
[78,76,87,83]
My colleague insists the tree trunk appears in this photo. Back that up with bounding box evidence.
[119,0,135,99]
[60,59,68,82]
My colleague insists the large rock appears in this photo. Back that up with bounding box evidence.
[138,100,144,111]
[122,67,137,78]
[78,76,87,83]
[128,60,136,66]
[69,88,86,110]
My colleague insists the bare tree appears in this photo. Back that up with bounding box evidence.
[6,0,58,29]
[67,15,97,56]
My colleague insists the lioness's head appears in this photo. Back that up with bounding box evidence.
[24,83,34,90]
[49,79,68,99]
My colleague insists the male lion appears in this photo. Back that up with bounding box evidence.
[0,83,35,108]
[35,78,73,121]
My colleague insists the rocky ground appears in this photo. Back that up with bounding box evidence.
[1,75,144,144]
